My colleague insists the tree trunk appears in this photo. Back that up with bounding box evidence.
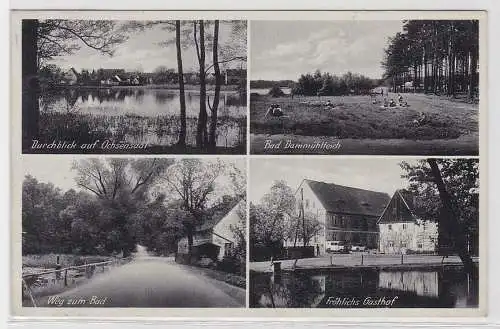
[175,21,187,148]
[208,20,221,153]
[468,50,478,100]
[427,159,474,274]
[195,21,208,150]
[22,20,39,152]
[187,225,194,264]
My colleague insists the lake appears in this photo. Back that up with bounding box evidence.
[250,267,479,308]
[38,88,247,151]
[251,87,292,96]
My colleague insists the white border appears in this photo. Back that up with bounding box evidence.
[4,0,500,328]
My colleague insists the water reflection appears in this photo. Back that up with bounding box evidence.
[250,267,479,308]
[37,88,246,149]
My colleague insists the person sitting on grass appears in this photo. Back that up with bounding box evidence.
[325,100,334,108]
[397,93,404,104]
[389,98,397,107]
[264,103,284,119]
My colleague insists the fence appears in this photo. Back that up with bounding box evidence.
[22,257,132,307]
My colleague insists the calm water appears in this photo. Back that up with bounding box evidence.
[251,87,292,95]
[250,267,479,308]
[39,88,246,149]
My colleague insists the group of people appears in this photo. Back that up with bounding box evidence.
[264,103,285,118]
[381,94,409,108]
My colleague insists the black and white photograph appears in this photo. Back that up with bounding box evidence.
[249,158,479,308]
[21,19,247,154]
[250,20,480,155]
[21,157,247,307]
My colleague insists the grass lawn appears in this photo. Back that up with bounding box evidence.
[250,93,479,155]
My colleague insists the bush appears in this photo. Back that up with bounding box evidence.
[268,85,285,97]
[217,256,240,274]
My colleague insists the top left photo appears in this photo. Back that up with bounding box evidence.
[19,18,247,154]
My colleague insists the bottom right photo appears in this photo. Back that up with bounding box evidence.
[249,157,480,308]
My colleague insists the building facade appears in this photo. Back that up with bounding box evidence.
[284,179,390,254]
[177,200,243,261]
[378,190,438,254]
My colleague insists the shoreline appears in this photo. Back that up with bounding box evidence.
[44,84,243,92]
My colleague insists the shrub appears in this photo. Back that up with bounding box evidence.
[268,85,285,97]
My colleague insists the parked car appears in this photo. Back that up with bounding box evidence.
[325,241,346,253]
[350,245,367,252]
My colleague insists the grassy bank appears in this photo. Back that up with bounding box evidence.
[250,93,478,155]
[25,112,246,154]
[250,94,477,140]
[23,254,114,269]
[180,264,246,289]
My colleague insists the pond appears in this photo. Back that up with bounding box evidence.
[251,87,292,96]
[37,87,247,152]
[250,266,479,308]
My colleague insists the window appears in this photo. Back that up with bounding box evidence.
[417,243,423,249]
[224,242,233,256]
[305,199,310,209]
[388,241,394,247]
[388,224,392,231]
[402,224,407,230]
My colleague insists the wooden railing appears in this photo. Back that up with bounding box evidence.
[22,257,132,307]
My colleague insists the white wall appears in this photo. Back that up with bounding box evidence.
[213,201,243,260]
[379,220,438,254]
[283,181,327,254]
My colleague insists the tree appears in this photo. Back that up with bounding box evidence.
[400,159,478,273]
[250,180,296,251]
[382,20,479,99]
[193,21,209,149]
[286,211,323,247]
[22,19,131,150]
[161,159,226,261]
[71,158,173,256]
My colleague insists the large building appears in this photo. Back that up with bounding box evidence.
[284,179,390,254]
[378,190,438,254]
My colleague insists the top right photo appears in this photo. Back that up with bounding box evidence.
[249,19,481,155]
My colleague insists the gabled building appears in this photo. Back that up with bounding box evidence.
[378,190,438,254]
[177,200,244,261]
[284,179,390,254]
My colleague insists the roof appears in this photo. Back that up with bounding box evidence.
[377,189,419,224]
[196,199,243,232]
[303,179,390,217]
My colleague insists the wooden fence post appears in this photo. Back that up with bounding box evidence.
[64,269,68,287]
[361,254,364,265]
[401,254,404,265]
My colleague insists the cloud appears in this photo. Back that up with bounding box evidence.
[251,21,403,80]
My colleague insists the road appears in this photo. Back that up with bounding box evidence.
[38,246,245,308]
[250,253,479,273]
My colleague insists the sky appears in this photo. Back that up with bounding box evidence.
[48,21,245,73]
[249,158,417,203]
[250,20,404,81]
[22,156,246,196]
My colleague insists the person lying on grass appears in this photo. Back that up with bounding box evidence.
[264,103,285,119]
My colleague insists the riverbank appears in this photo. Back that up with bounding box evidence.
[47,83,243,92]
[249,254,479,273]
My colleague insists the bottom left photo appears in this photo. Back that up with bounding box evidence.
[20,156,247,308]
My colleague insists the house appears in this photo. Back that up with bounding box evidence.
[177,200,243,261]
[378,190,438,254]
[284,179,390,254]
[224,68,247,85]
